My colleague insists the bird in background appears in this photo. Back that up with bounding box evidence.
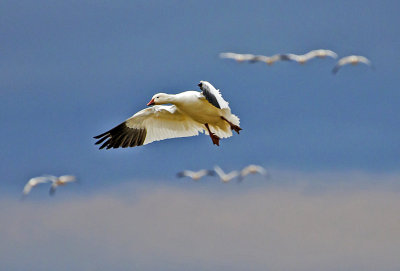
[219,52,257,62]
[94,81,241,148]
[281,49,338,64]
[21,176,53,199]
[176,169,215,181]
[48,175,78,195]
[332,55,372,74]
[213,166,240,183]
[238,165,268,182]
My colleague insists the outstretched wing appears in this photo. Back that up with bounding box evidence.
[22,176,52,196]
[177,170,194,178]
[227,171,239,180]
[357,56,372,66]
[198,81,229,109]
[332,56,351,74]
[213,166,225,179]
[94,105,205,149]
[219,52,241,60]
[318,49,338,59]
[281,53,300,62]
[59,175,77,183]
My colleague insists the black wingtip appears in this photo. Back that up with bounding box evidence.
[93,131,109,139]
[94,122,147,150]
[280,54,291,61]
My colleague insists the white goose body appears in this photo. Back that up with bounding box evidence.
[94,81,241,148]
[172,91,238,138]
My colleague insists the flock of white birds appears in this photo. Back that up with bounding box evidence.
[177,165,268,183]
[22,48,372,198]
[220,49,372,74]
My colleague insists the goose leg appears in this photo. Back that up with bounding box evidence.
[205,123,220,146]
[221,116,242,134]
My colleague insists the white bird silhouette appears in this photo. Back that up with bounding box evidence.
[22,176,53,198]
[282,49,338,64]
[213,166,239,183]
[176,169,215,181]
[94,81,241,148]
[332,55,372,74]
[239,165,268,182]
[219,52,257,62]
[48,175,78,195]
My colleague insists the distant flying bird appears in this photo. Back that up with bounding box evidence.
[282,49,338,64]
[176,169,215,181]
[22,176,53,198]
[213,166,239,183]
[219,52,256,62]
[48,175,77,195]
[239,165,268,181]
[332,55,372,74]
[251,54,286,65]
[94,81,241,148]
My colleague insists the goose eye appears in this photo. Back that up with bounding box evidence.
[157,96,159,99]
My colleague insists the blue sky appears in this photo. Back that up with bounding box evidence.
[1,1,400,270]
[1,0,400,189]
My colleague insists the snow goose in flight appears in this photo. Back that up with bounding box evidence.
[282,49,338,64]
[213,166,239,183]
[94,81,241,148]
[22,176,53,198]
[219,52,256,62]
[48,175,77,195]
[177,169,215,181]
[332,55,372,74]
[239,165,268,182]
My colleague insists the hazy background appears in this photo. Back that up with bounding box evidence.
[1,0,400,270]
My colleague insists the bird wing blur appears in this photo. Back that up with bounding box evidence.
[22,176,53,196]
[219,52,256,62]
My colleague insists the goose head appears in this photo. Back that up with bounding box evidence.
[147,93,171,106]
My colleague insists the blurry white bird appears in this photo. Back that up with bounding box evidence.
[332,55,372,74]
[22,176,53,198]
[282,49,338,64]
[251,54,286,65]
[94,81,241,148]
[213,166,239,183]
[239,165,268,181]
[176,169,215,181]
[48,175,78,195]
[219,52,256,62]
